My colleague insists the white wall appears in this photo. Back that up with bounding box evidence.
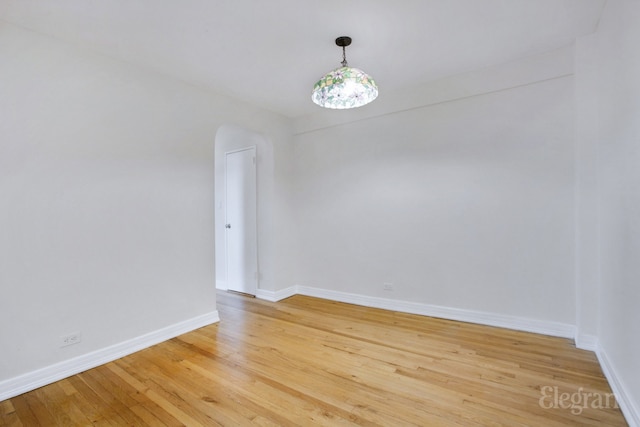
[592,1,640,423]
[0,22,291,392]
[291,53,576,325]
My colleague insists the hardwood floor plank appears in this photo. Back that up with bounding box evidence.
[128,404,168,427]
[0,399,22,427]
[66,375,129,426]
[103,359,205,427]
[4,395,38,427]
[0,291,628,426]
[78,366,148,425]
[37,383,92,426]
[120,347,258,426]
[20,393,57,426]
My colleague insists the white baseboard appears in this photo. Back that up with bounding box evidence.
[0,310,220,402]
[216,280,228,290]
[575,333,598,351]
[256,286,298,302]
[294,285,576,339]
[597,347,640,427]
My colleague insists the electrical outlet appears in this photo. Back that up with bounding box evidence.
[60,332,82,348]
[383,282,394,291]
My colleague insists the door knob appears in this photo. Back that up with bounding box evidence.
[225,224,231,229]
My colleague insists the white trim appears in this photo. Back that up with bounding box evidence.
[0,311,220,402]
[216,279,228,291]
[575,333,598,351]
[596,347,640,427]
[264,285,575,338]
[294,286,575,338]
[256,286,297,302]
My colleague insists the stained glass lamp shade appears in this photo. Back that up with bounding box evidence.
[312,37,378,109]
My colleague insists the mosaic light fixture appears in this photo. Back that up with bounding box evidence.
[311,36,378,109]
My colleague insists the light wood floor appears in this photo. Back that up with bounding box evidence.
[0,291,627,426]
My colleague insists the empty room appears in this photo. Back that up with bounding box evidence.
[0,1,638,425]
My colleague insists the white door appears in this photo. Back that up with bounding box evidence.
[225,147,258,295]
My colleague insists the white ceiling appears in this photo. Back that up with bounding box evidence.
[0,0,605,118]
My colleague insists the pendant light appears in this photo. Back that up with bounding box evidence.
[311,36,378,109]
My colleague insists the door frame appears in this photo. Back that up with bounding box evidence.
[224,146,258,295]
